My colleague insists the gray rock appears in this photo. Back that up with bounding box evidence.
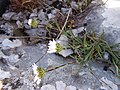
[32,8,38,13]
[3,54,20,63]
[51,9,58,15]
[2,12,16,20]
[47,13,55,20]
[56,81,66,90]
[23,20,31,29]
[16,20,23,28]
[11,14,19,20]
[30,8,38,18]
[47,0,55,5]
[58,49,73,57]
[61,8,69,14]
[2,38,22,48]
[38,10,47,21]
[38,20,47,26]
[70,1,78,9]
[17,12,26,20]
[25,28,47,37]
[100,77,118,90]
[23,19,28,24]
[0,23,14,34]
[2,43,119,90]
[66,85,76,90]
[30,13,38,18]
[0,68,11,80]
[40,85,56,90]
[72,27,84,37]
[87,0,120,44]
[24,24,31,29]
[0,50,5,58]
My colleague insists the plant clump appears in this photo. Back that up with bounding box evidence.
[65,30,120,77]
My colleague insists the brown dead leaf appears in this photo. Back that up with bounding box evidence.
[9,0,40,12]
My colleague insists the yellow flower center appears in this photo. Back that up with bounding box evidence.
[56,43,63,53]
[37,67,46,78]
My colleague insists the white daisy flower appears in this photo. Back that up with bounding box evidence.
[47,39,57,53]
[32,63,41,85]
[28,19,38,28]
[47,38,73,57]
[47,39,64,53]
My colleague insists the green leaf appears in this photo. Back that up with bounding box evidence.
[84,46,93,61]
[83,33,87,48]
[97,45,103,58]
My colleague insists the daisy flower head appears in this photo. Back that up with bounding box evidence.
[28,19,38,28]
[47,39,63,53]
[32,63,46,85]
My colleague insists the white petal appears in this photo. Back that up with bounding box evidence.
[56,81,66,90]
[48,45,56,50]
[59,49,73,57]
[40,84,56,90]
[36,78,41,85]
[47,39,57,53]
[47,49,56,53]
[48,40,55,46]
[34,75,41,85]
[34,75,39,82]
[32,63,38,75]
[49,39,56,45]
[28,19,32,25]
[65,85,76,90]
[32,63,38,69]
[47,48,56,52]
